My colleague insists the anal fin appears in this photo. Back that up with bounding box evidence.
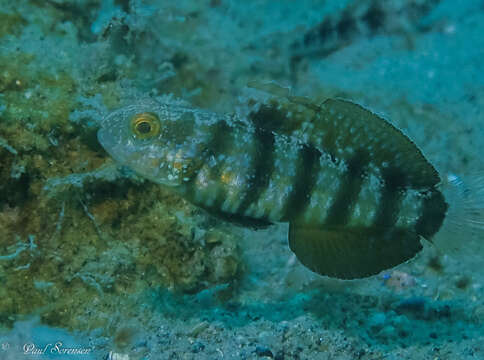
[288,223,422,279]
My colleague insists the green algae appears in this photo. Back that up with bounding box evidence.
[158,53,226,109]
[0,12,27,38]
[0,53,76,153]
[1,147,241,333]
[0,43,242,334]
[1,149,241,333]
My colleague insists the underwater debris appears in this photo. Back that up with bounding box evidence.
[105,351,130,360]
[188,321,209,337]
[0,234,37,274]
[9,161,26,180]
[0,136,18,155]
[383,271,417,292]
[69,94,110,127]
[43,163,121,194]
[78,197,103,240]
[0,237,29,261]
[91,0,124,35]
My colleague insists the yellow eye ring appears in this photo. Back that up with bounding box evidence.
[130,112,161,139]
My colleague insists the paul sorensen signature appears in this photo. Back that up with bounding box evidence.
[23,341,92,355]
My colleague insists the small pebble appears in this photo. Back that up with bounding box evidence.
[255,345,274,358]
[189,321,209,337]
[274,350,285,360]
[368,312,386,330]
[191,341,205,353]
[396,297,426,315]
[378,325,397,338]
[384,270,416,291]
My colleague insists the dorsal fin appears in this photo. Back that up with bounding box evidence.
[318,99,440,188]
[247,80,292,98]
[246,93,440,189]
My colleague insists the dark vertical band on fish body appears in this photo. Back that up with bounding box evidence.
[235,105,288,215]
[281,145,321,221]
[236,127,275,216]
[183,119,232,200]
[373,167,406,229]
[324,151,368,226]
[249,103,300,133]
[415,189,448,239]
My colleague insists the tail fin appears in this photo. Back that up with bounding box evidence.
[433,172,484,257]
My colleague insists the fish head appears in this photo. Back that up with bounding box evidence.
[98,101,202,187]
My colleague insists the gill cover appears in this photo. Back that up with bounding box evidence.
[97,101,201,187]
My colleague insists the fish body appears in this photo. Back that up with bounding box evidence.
[98,94,448,279]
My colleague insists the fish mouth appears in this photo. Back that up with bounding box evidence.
[97,127,144,169]
[97,127,127,165]
[97,128,114,156]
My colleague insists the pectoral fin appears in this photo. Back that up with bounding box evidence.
[288,223,423,279]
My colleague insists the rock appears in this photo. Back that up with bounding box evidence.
[255,345,274,358]
[191,341,205,353]
[368,312,386,331]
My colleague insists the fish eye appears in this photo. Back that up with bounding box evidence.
[131,112,161,139]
